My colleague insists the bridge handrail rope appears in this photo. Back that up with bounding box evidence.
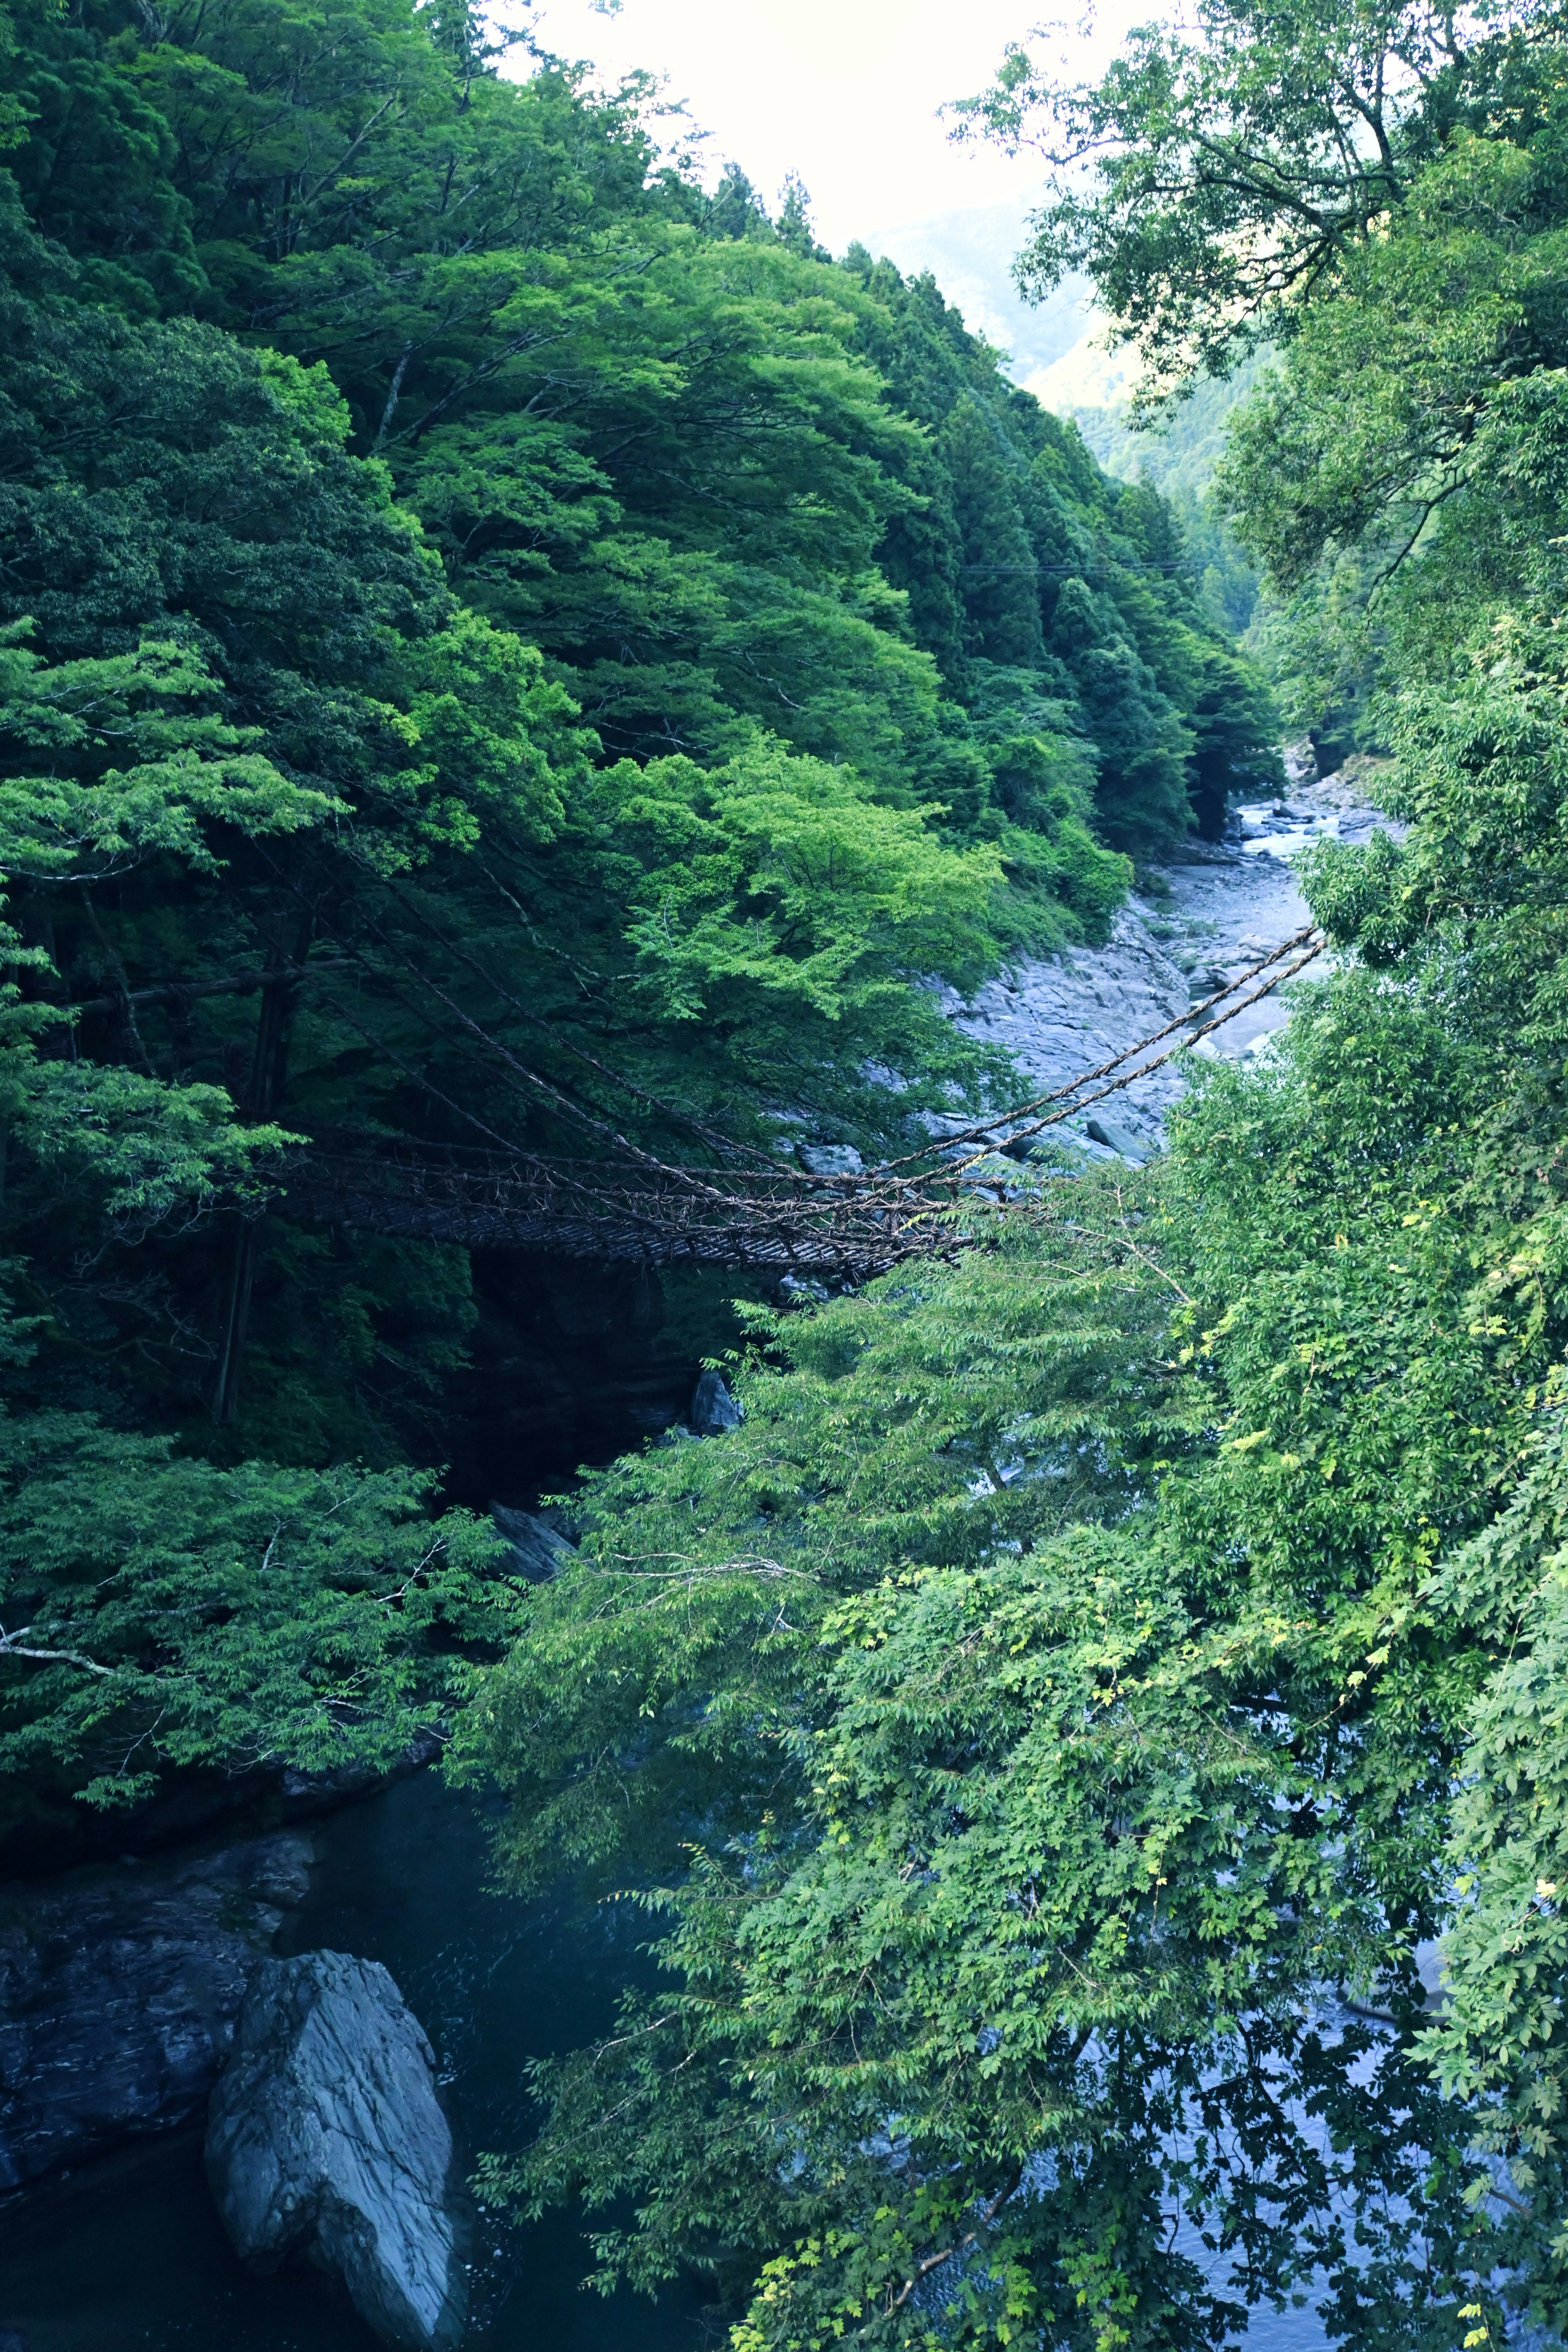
[277,830,1324,1218]
[265,845,788,1199]
[371,870,786,1174]
[283,924,1325,1265]
[929,931,1327,1183]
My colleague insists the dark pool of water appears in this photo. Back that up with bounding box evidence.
[0,1771,710,2349]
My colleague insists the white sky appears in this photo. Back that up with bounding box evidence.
[517,1,1143,254]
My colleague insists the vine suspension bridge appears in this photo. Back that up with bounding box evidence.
[281,929,1324,1278]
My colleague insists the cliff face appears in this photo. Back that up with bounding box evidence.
[0,1834,314,2188]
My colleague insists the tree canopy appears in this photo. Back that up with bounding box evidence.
[0,0,1275,1491]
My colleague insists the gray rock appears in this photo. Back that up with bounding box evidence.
[0,1833,313,2188]
[690,1369,743,1434]
[206,1951,467,2352]
[947,774,1392,1141]
[778,1274,831,1306]
[797,1142,863,1177]
[0,1723,439,1880]
[490,1502,574,1583]
[1085,1116,1150,1164]
[1012,1132,1095,1169]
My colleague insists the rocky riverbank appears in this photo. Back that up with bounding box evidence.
[0,1832,316,2189]
[955,760,1393,1155]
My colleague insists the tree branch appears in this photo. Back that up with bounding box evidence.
[0,1625,115,1677]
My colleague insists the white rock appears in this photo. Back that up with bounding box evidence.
[797,1142,864,1177]
[206,1951,467,2351]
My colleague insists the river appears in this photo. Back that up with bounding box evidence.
[0,778,1385,2349]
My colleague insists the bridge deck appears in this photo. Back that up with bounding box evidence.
[282,1150,993,1274]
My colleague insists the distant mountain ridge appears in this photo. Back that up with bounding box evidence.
[862,204,1259,499]
[865,201,1092,379]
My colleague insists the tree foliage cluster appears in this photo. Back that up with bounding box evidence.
[0,0,1279,1817]
[457,4,1568,2345]
[0,0,1272,877]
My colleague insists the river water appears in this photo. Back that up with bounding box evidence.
[0,779,1390,2350]
[0,1769,710,2348]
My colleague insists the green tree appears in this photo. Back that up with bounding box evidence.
[0,0,1276,859]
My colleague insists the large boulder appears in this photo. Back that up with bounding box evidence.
[689,1369,743,1435]
[0,1832,313,2188]
[206,1950,468,2351]
[1083,1115,1150,1164]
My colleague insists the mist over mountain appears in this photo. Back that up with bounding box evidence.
[864,201,1092,378]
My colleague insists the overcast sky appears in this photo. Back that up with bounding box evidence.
[517,2,1143,254]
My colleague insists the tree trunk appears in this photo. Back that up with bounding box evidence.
[211,906,314,1428]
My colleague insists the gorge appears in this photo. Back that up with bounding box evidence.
[0,790,1381,2348]
[1,0,1566,2345]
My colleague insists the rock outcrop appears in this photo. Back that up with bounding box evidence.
[689,1369,743,1434]
[206,1949,468,2352]
[796,1141,863,1177]
[0,1833,313,2188]
[0,1734,441,1881]
[490,1501,574,1582]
